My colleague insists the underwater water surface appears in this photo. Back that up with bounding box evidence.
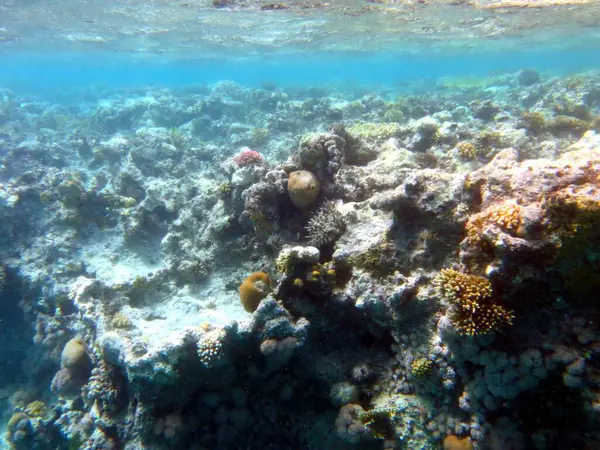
[1,1,600,449]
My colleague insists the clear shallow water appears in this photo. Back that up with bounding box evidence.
[1,46,600,101]
[1,0,600,95]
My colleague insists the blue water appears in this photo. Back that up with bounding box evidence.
[1,47,598,101]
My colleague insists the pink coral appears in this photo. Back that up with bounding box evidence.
[233,147,264,167]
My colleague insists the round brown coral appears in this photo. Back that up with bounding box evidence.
[239,272,271,312]
[288,170,320,209]
[443,435,473,450]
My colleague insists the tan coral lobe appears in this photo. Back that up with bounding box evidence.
[239,271,271,312]
[288,170,320,209]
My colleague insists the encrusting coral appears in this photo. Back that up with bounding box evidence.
[436,269,514,336]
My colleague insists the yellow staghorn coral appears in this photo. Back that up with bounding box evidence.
[436,269,514,336]
[25,400,49,418]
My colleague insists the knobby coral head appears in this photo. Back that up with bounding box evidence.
[233,147,264,167]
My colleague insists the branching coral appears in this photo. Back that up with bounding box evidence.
[464,201,522,257]
[542,184,600,300]
[305,201,346,247]
[436,269,514,336]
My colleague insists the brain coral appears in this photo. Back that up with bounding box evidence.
[239,271,272,312]
[288,170,320,209]
[61,337,89,370]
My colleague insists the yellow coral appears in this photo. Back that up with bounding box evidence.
[521,111,546,134]
[250,127,270,146]
[543,184,600,233]
[548,115,591,135]
[411,358,434,377]
[347,122,400,140]
[111,312,133,330]
[455,141,479,160]
[357,407,394,440]
[476,130,503,151]
[217,182,233,197]
[486,202,522,234]
[436,269,514,336]
[25,400,48,418]
[466,202,521,245]
[443,435,473,450]
[276,250,293,275]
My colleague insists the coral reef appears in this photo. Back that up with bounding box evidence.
[0,70,600,449]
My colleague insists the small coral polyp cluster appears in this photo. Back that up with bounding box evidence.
[1,69,600,450]
[436,269,514,336]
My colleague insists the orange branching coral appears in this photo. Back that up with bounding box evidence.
[466,201,521,238]
[436,269,514,336]
[463,201,522,264]
[486,202,522,233]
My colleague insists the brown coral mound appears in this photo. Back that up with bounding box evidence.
[61,337,89,370]
[437,269,514,336]
[239,271,271,312]
[288,170,320,209]
[443,435,473,450]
